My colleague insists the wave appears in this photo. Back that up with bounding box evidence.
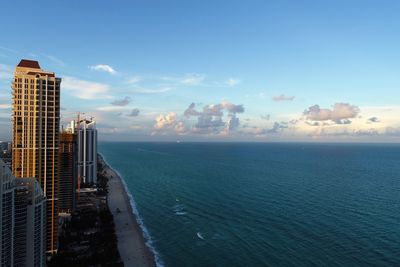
[99,153,164,267]
[197,232,205,240]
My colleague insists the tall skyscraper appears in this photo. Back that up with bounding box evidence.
[1,160,15,266]
[59,124,77,213]
[12,59,60,253]
[1,159,46,267]
[15,178,46,267]
[77,117,97,185]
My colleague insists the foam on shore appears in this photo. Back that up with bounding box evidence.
[99,153,164,267]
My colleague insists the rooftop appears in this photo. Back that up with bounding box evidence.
[17,59,41,69]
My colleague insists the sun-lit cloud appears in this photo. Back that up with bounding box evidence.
[89,64,117,74]
[63,76,111,99]
[303,103,360,124]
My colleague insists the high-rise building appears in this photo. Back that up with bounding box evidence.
[76,117,97,185]
[12,59,60,253]
[1,159,46,267]
[1,160,15,266]
[59,125,77,213]
[15,178,46,267]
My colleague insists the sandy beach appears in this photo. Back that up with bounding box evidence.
[98,155,156,267]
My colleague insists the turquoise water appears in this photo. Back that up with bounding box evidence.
[99,142,400,267]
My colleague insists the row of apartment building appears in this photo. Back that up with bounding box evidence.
[0,59,98,266]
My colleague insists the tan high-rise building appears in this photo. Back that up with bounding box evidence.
[12,59,60,253]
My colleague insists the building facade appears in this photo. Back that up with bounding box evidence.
[1,159,46,267]
[59,129,77,213]
[1,160,15,267]
[76,118,97,185]
[15,178,46,267]
[11,59,60,253]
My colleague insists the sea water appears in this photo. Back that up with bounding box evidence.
[99,142,400,267]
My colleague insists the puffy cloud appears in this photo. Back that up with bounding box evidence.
[184,103,201,117]
[89,64,116,74]
[154,112,177,130]
[227,115,240,130]
[268,122,288,133]
[272,94,295,101]
[63,76,111,99]
[183,101,245,134]
[110,96,131,106]
[304,103,360,124]
[128,108,140,117]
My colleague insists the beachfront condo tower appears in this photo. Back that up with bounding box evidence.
[76,117,98,185]
[0,159,15,266]
[1,159,46,267]
[11,59,60,253]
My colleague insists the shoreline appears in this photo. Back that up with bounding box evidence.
[98,154,157,267]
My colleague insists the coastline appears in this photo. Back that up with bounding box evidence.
[98,154,157,267]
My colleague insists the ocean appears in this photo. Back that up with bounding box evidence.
[99,142,400,267]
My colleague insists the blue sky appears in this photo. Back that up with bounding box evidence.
[0,0,400,141]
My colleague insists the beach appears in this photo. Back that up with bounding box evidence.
[98,155,156,267]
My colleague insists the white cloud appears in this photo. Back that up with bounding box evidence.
[179,73,206,85]
[89,64,117,74]
[96,106,128,111]
[131,87,173,94]
[62,76,111,99]
[126,76,141,84]
[43,54,65,66]
[154,112,178,130]
[225,78,240,87]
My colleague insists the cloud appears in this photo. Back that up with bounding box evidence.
[180,73,206,85]
[304,103,360,124]
[0,64,12,82]
[367,117,380,123]
[96,106,127,111]
[63,76,111,99]
[183,101,245,134]
[154,112,178,130]
[261,114,270,120]
[128,108,140,117]
[89,64,116,74]
[110,96,131,106]
[131,87,173,94]
[225,78,240,87]
[126,76,141,84]
[267,122,289,133]
[43,54,65,66]
[272,94,295,101]
[0,104,11,109]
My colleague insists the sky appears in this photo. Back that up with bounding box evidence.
[0,0,400,142]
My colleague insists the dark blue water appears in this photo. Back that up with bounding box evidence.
[99,142,400,267]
